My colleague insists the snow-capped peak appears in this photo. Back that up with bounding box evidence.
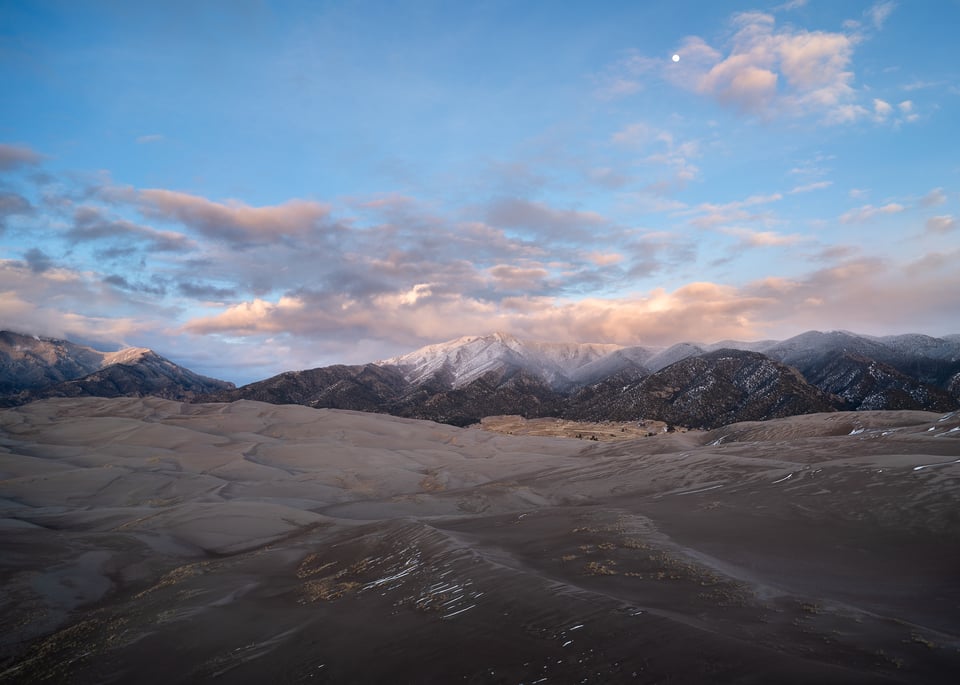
[101,347,155,366]
[377,333,621,388]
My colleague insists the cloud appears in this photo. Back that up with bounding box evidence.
[721,228,806,247]
[485,198,607,240]
[136,134,165,144]
[925,215,955,234]
[611,124,701,195]
[487,264,550,292]
[587,252,623,267]
[872,98,893,120]
[789,180,832,194]
[103,274,167,296]
[604,10,901,125]
[0,191,33,230]
[0,259,164,346]
[611,122,659,147]
[23,248,54,273]
[66,206,196,252]
[180,283,775,348]
[682,192,783,229]
[741,253,960,336]
[0,143,43,171]
[599,2,900,125]
[677,14,858,120]
[111,188,333,246]
[839,202,906,223]
[183,296,308,335]
[919,187,946,208]
[867,1,896,29]
[177,281,236,300]
[178,246,960,352]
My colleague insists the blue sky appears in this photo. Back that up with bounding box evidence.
[1,0,959,383]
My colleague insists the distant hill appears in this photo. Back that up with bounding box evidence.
[0,331,233,406]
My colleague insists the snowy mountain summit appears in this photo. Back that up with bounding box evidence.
[377,332,622,389]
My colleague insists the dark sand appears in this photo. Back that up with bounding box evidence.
[1,397,958,683]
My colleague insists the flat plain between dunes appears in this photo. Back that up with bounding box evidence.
[1,397,959,683]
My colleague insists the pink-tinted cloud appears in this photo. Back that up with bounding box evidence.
[130,188,332,245]
[919,187,946,208]
[925,215,955,234]
[178,244,954,353]
[487,264,550,291]
[682,192,782,229]
[67,206,196,252]
[839,202,906,224]
[0,259,164,345]
[606,10,887,124]
[721,228,806,247]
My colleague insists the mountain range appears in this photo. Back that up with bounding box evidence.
[3,329,959,428]
[202,330,960,428]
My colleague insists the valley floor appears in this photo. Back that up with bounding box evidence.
[1,398,959,683]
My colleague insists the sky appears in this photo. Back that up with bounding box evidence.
[1,0,959,384]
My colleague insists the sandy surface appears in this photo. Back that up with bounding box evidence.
[1,397,959,683]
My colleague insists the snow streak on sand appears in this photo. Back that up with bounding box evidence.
[913,458,960,471]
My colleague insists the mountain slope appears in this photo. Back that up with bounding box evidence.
[0,331,232,405]
[762,331,960,408]
[566,349,841,429]
[0,331,105,394]
[203,363,409,411]
[392,366,563,426]
[801,352,956,411]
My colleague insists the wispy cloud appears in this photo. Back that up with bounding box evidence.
[867,1,897,30]
[839,202,906,223]
[789,180,832,194]
[681,192,783,229]
[721,228,807,247]
[136,134,165,144]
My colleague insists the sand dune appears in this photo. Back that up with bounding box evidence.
[1,397,958,683]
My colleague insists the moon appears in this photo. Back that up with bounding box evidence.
[672,54,680,62]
